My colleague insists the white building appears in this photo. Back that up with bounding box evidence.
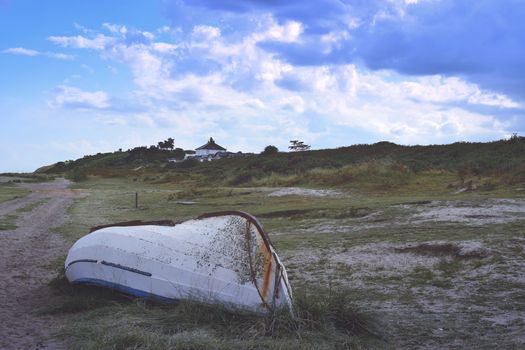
[195,137,227,157]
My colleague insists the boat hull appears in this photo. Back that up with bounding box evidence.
[65,212,292,312]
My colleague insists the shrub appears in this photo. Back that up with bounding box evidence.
[65,167,88,182]
[262,145,279,155]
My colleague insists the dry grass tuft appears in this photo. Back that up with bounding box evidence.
[46,275,384,349]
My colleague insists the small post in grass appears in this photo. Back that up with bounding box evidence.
[135,192,138,208]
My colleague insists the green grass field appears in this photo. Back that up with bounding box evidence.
[45,172,525,349]
[0,214,18,231]
[0,182,30,203]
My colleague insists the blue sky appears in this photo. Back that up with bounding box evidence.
[1,0,524,172]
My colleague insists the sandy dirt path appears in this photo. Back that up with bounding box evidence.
[0,178,84,349]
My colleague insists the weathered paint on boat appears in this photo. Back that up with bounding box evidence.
[65,211,292,312]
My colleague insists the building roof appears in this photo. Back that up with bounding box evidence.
[195,137,227,151]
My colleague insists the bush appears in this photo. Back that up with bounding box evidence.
[65,167,88,182]
[262,145,279,155]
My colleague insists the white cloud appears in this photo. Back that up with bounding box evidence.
[141,31,155,41]
[152,42,179,53]
[399,76,520,108]
[74,22,95,34]
[45,19,519,148]
[192,25,221,41]
[157,25,182,36]
[48,34,115,50]
[50,85,110,109]
[320,30,350,54]
[158,25,171,33]
[102,22,128,34]
[279,95,305,113]
[105,43,169,95]
[102,23,154,41]
[263,21,303,43]
[45,52,75,60]
[3,47,40,56]
[467,91,520,108]
[3,47,74,60]
[191,25,221,49]
[309,70,511,143]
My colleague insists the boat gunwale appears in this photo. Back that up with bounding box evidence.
[89,219,179,232]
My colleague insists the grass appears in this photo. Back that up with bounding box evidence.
[0,214,17,230]
[49,174,525,348]
[0,199,48,231]
[16,199,47,213]
[46,276,382,350]
[0,182,30,203]
[436,259,464,277]
[249,160,415,190]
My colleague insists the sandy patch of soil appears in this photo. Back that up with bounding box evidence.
[274,198,525,236]
[283,242,444,284]
[0,178,85,349]
[268,187,343,197]
[405,198,525,225]
[282,235,524,348]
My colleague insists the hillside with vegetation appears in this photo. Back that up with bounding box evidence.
[36,136,525,193]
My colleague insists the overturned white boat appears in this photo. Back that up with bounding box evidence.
[65,211,292,312]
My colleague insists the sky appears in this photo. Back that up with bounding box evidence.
[1,0,524,172]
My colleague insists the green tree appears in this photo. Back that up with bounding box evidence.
[158,138,175,150]
[165,137,175,149]
[288,140,311,152]
[262,145,278,155]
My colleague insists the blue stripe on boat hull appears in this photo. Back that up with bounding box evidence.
[72,278,178,303]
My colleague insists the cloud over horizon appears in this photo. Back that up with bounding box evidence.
[180,0,525,101]
[44,15,521,147]
[1,0,524,172]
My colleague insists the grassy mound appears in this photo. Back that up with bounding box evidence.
[35,138,525,193]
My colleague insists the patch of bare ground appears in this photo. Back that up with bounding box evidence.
[267,187,343,197]
[283,242,446,286]
[281,234,524,348]
[274,198,525,236]
[0,178,85,349]
[271,211,383,236]
[406,198,525,225]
